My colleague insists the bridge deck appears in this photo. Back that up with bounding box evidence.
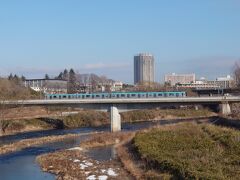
[3,96,240,105]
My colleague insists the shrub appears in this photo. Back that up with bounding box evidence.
[133,123,240,179]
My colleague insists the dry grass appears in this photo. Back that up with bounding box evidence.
[1,108,216,136]
[133,122,240,179]
[121,109,215,122]
[80,132,134,149]
[116,138,143,179]
[0,134,81,155]
[37,148,131,180]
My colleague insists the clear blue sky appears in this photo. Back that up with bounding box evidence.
[0,0,240,83]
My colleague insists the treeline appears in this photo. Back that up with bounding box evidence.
[0,76,40,100]
[56,69,77,94]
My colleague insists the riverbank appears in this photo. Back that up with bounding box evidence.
[37,132,134,179]
[0,132,97,155]
[36,122,240,179]
[131,123,240,179]
[1,108,216,136]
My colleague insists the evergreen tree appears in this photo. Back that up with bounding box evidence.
[8,73,13,80]
[45,74,50,80]
[67,68,77,93]
[57,72,64,80]
[63,69,69,80]
[12,74,21,85]
[21,75,26,81]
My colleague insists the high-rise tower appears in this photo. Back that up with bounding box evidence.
[134,53,155,84]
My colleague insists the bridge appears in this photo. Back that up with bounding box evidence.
[3,96,240,132]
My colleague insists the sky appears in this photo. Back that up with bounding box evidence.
[0,0,240,83]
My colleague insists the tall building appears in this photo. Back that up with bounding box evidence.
[134,53,155,84]
[164,73,195,86]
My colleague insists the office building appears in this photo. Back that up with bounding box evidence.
[134,53,155,84]
[176,75,234,89]
[164,73,195,86]
[24,79,68,94]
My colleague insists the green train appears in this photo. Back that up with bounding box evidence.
[45,91,186,99]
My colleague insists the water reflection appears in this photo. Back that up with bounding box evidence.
[86,145,116,162]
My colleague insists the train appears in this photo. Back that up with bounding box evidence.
[45,91,186,99]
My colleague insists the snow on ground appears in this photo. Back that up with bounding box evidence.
[68,147,83,151]
[70,157,119,179]
[87,175,96,180]
[80,163,89,170]
[107,168,118,176]
[98,175,108,180]
[73,159,80,163]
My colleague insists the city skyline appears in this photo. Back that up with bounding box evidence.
[0,0,240,83]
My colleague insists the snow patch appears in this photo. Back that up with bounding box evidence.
[98,175,108,180]
[73,159,80,163]
[80,163,88,170]
[101,169,106,173]
[87,175,96,180]
[68,147,83,151]
[107,168,117,176]
[85,162,93,166]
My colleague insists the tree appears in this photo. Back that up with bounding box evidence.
[21,75,26,81]
[57,72,64,80]
[45,74,50,80]
[8,73,13,80]
[63,69,69,80]
[233,61,240,88]
[67,69,77,93]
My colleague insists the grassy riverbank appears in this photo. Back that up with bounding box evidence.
[0,134,82,155]
[133,123,240,179]
[35,122,240,179]
[1,108,215,136]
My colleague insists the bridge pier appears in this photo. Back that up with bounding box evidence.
[110,106,121,132]
[220,102,231,115]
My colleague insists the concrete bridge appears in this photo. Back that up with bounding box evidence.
[2,96,240,132]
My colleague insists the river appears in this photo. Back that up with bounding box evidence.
[0,119,206,180]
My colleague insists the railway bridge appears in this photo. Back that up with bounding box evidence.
[3,96,240,132]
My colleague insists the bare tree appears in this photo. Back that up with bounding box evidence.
[233,61,240,88]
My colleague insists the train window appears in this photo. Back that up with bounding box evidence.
[63,95,66,98]
[148,94,153,97]
[86,95,90,98]
[96,95,100,98]
[154,93,156,97]
[158,93,163,96]
[131,94,136,97]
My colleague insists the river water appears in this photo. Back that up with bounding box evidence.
[0,119,205,180]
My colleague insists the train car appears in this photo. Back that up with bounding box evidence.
[45,91,186,100]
